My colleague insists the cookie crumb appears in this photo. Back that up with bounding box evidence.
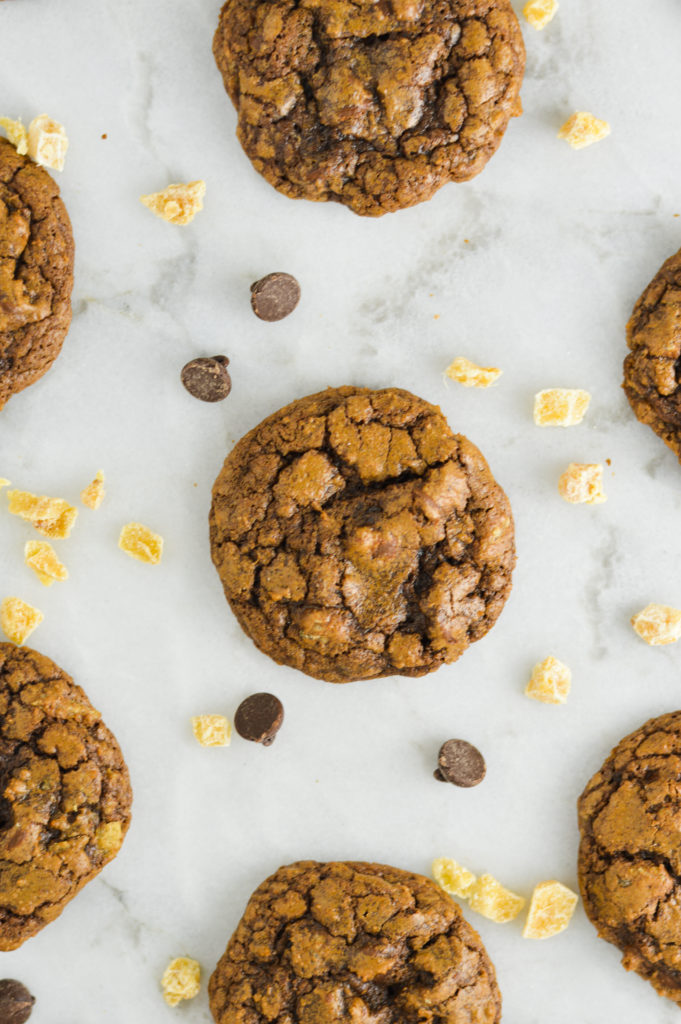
[7,489,78,539]
[81,471,105,510]
[558,112,611,150]
[523,0,558,30]
[161,957,201,1007]
[118,523,164,565]
[533,389,591,426]
[523,880,578,939]
[525,656,572,704]
[445,357,502,389]
[0,117,28,155]
[192,715,231,747]
[27,114,68,171]
[0,597,44,646]
[432,858,477,900]
[24,541,68,587]
[631,603,681,646]
[140,181,206,225]
[95,821,123,857]
[558,463,606,504]
[468,874,525,923]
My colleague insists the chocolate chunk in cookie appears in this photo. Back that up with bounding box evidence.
[210,386,515,683]
[623,246,681,464]
[0,643,132,950]
[213,1,525,217]
[208,860,502,1024]
[578,711,681,1007]
[0,138,74,409]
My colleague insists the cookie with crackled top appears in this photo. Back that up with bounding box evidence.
[213,0,525,216]
[0,137,74,409]
[209,860,502,1024]
[0,643,132,950]
[209,386,515,683]
[578,711,681,1007]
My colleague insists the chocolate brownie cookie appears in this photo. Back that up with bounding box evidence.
[0,137,74,409]
[208,860,502,1023]
[623,246,681,463]
[578,711,681,1007]
[213,0,525,216]
[210,386,515,683]
[0,643,132,950]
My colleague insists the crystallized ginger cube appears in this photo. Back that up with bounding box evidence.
[558,463,606,505]
[95,821,123,857]
[523,0,559,30]
[7,489,78,539]
[25,541,68,586]
[631,604,681,646]
[81,470,106,510]
[533,389,591,426]
[118,522,164,565]
[0,117,28,155]
[432,858,477,900]
[525,656,571,705]
[1,597,43,646]
[192,715,231,748]
[558,112,611,150]
[468,874,525,923]
[445,357,502,389]
[161,957,201,1007]
[27,114,69,171]
[140,181,206,225]
[523,880,578,939]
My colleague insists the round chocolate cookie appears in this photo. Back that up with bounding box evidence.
[578,710,681,1007]
[0,643,132,950]
[210,386,515,683]
[213,0,525,217]
[0,137,74,410]
[623,246,681,463]
[209,860,502,1023]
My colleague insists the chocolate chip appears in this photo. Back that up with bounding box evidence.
[250,273,300,322]
[0,797,14,831]
[181,356,231,402]
[234,693,284,746]
[435,740,486,788]
[0,981,35,1024]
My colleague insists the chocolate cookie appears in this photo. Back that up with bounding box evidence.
[208,860,502,1023]
[0,643,132,950]
[578,710,681,1007]
[623,246,681,463]
[213,0,525,217]
[0,137,74,409]
[210,386,515,683]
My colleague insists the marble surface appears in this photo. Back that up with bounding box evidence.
[2,0,681,1020]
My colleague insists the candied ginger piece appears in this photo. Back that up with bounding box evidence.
[7,489,78,539]
[1,597,43,646]
[432,858,477,900]
[118,522,164,564]
[558,463,606,504]
[468,874,525,923]
[0,117,28,155]
[25,541,68,587]
[631,604,681,646]
[525,656,571,705]
[192,715,231,748]
[558,112,611,150]
[445,357,502,389]
[81,470,106,510]
[140,181,206,225]
[523,0,559,30]
[95,821,123,857]
[523,880,578,939]
[161,957,201,1007]
[27,114,68,171]
[533,389,591,426]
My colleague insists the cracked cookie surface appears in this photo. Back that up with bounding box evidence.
[623,247,681,464]
[213,0,525,216]
[208,860,502,1024]
[0,643,132,950]
[578,711,681,1007]
[210,386,515,683]
[0,137,74,409]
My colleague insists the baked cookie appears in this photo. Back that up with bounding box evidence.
[213,0,525,216]
[0,137,74,409]
[623,246,681,463]
[0,643,132,950]
[209,860,502,1024]
[578,710,681,1007]
[210,386,515,683]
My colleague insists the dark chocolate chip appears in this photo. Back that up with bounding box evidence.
[181,356,231,402]
[234,692,284,746]
[0,797,14,831]
[0,981,35,1024]
[250,273,300,322]
[435,739,486,788]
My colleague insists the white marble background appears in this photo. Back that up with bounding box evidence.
[2,1,681,1021]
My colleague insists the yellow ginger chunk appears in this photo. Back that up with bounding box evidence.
[468,874,525,923]
[27,114,69,171]
[523,0,559,30]
[118,522,164,564]
[0,117,28,155]
[432,858,477,900]
[140,181,206,225]
[523,880,578,939]
[8,489,78,539]
[445,357,502,389]
[533,389,591,426]
[192,715,231,748]
[81,470,106,510]
[25,541,68,587]
[1,597,43,646]
[631,604,681,646]
[558,463,606,505]
[525,656,572,705]
[558,112,611,150]
[161,957,201,1007]
[95,821,123,857]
